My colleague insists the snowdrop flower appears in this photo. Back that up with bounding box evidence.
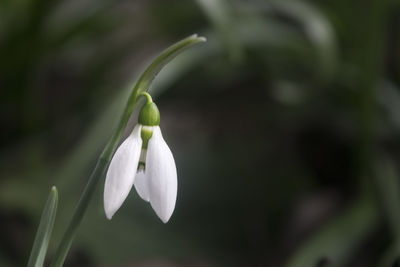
[104,92,177,223]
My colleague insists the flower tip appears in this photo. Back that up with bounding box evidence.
[150,200,174,223]
[159,214,171,224]
[151,207,171,223]
[105,209,114,220]
[104,201,118,220]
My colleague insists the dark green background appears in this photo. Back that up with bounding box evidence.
[1,0,400,266]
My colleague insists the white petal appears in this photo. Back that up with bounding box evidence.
[147,126,177,223]
[134,169,150,202]
[104,124,142,219]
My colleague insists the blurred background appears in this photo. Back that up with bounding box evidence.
[1,0,400,266]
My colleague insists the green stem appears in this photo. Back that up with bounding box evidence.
[138,92,154,104]
[101,34,206,161]
[50,34,206,267]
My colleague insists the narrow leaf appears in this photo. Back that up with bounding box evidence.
[28,186,58,267]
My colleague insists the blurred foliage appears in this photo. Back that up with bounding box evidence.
[1,0,400,266]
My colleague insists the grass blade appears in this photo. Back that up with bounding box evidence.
[27,186,58,267]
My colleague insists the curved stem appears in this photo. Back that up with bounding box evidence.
[138,91,153,104]
[101,34,206,162]
[50,34,206,267]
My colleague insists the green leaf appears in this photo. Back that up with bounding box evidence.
[27,186,58,267]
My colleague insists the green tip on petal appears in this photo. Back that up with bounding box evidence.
[141,126,153,149]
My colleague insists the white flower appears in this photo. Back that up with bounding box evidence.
[104,95,177,223]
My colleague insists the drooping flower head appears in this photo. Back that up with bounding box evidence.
[104,92,177,223]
